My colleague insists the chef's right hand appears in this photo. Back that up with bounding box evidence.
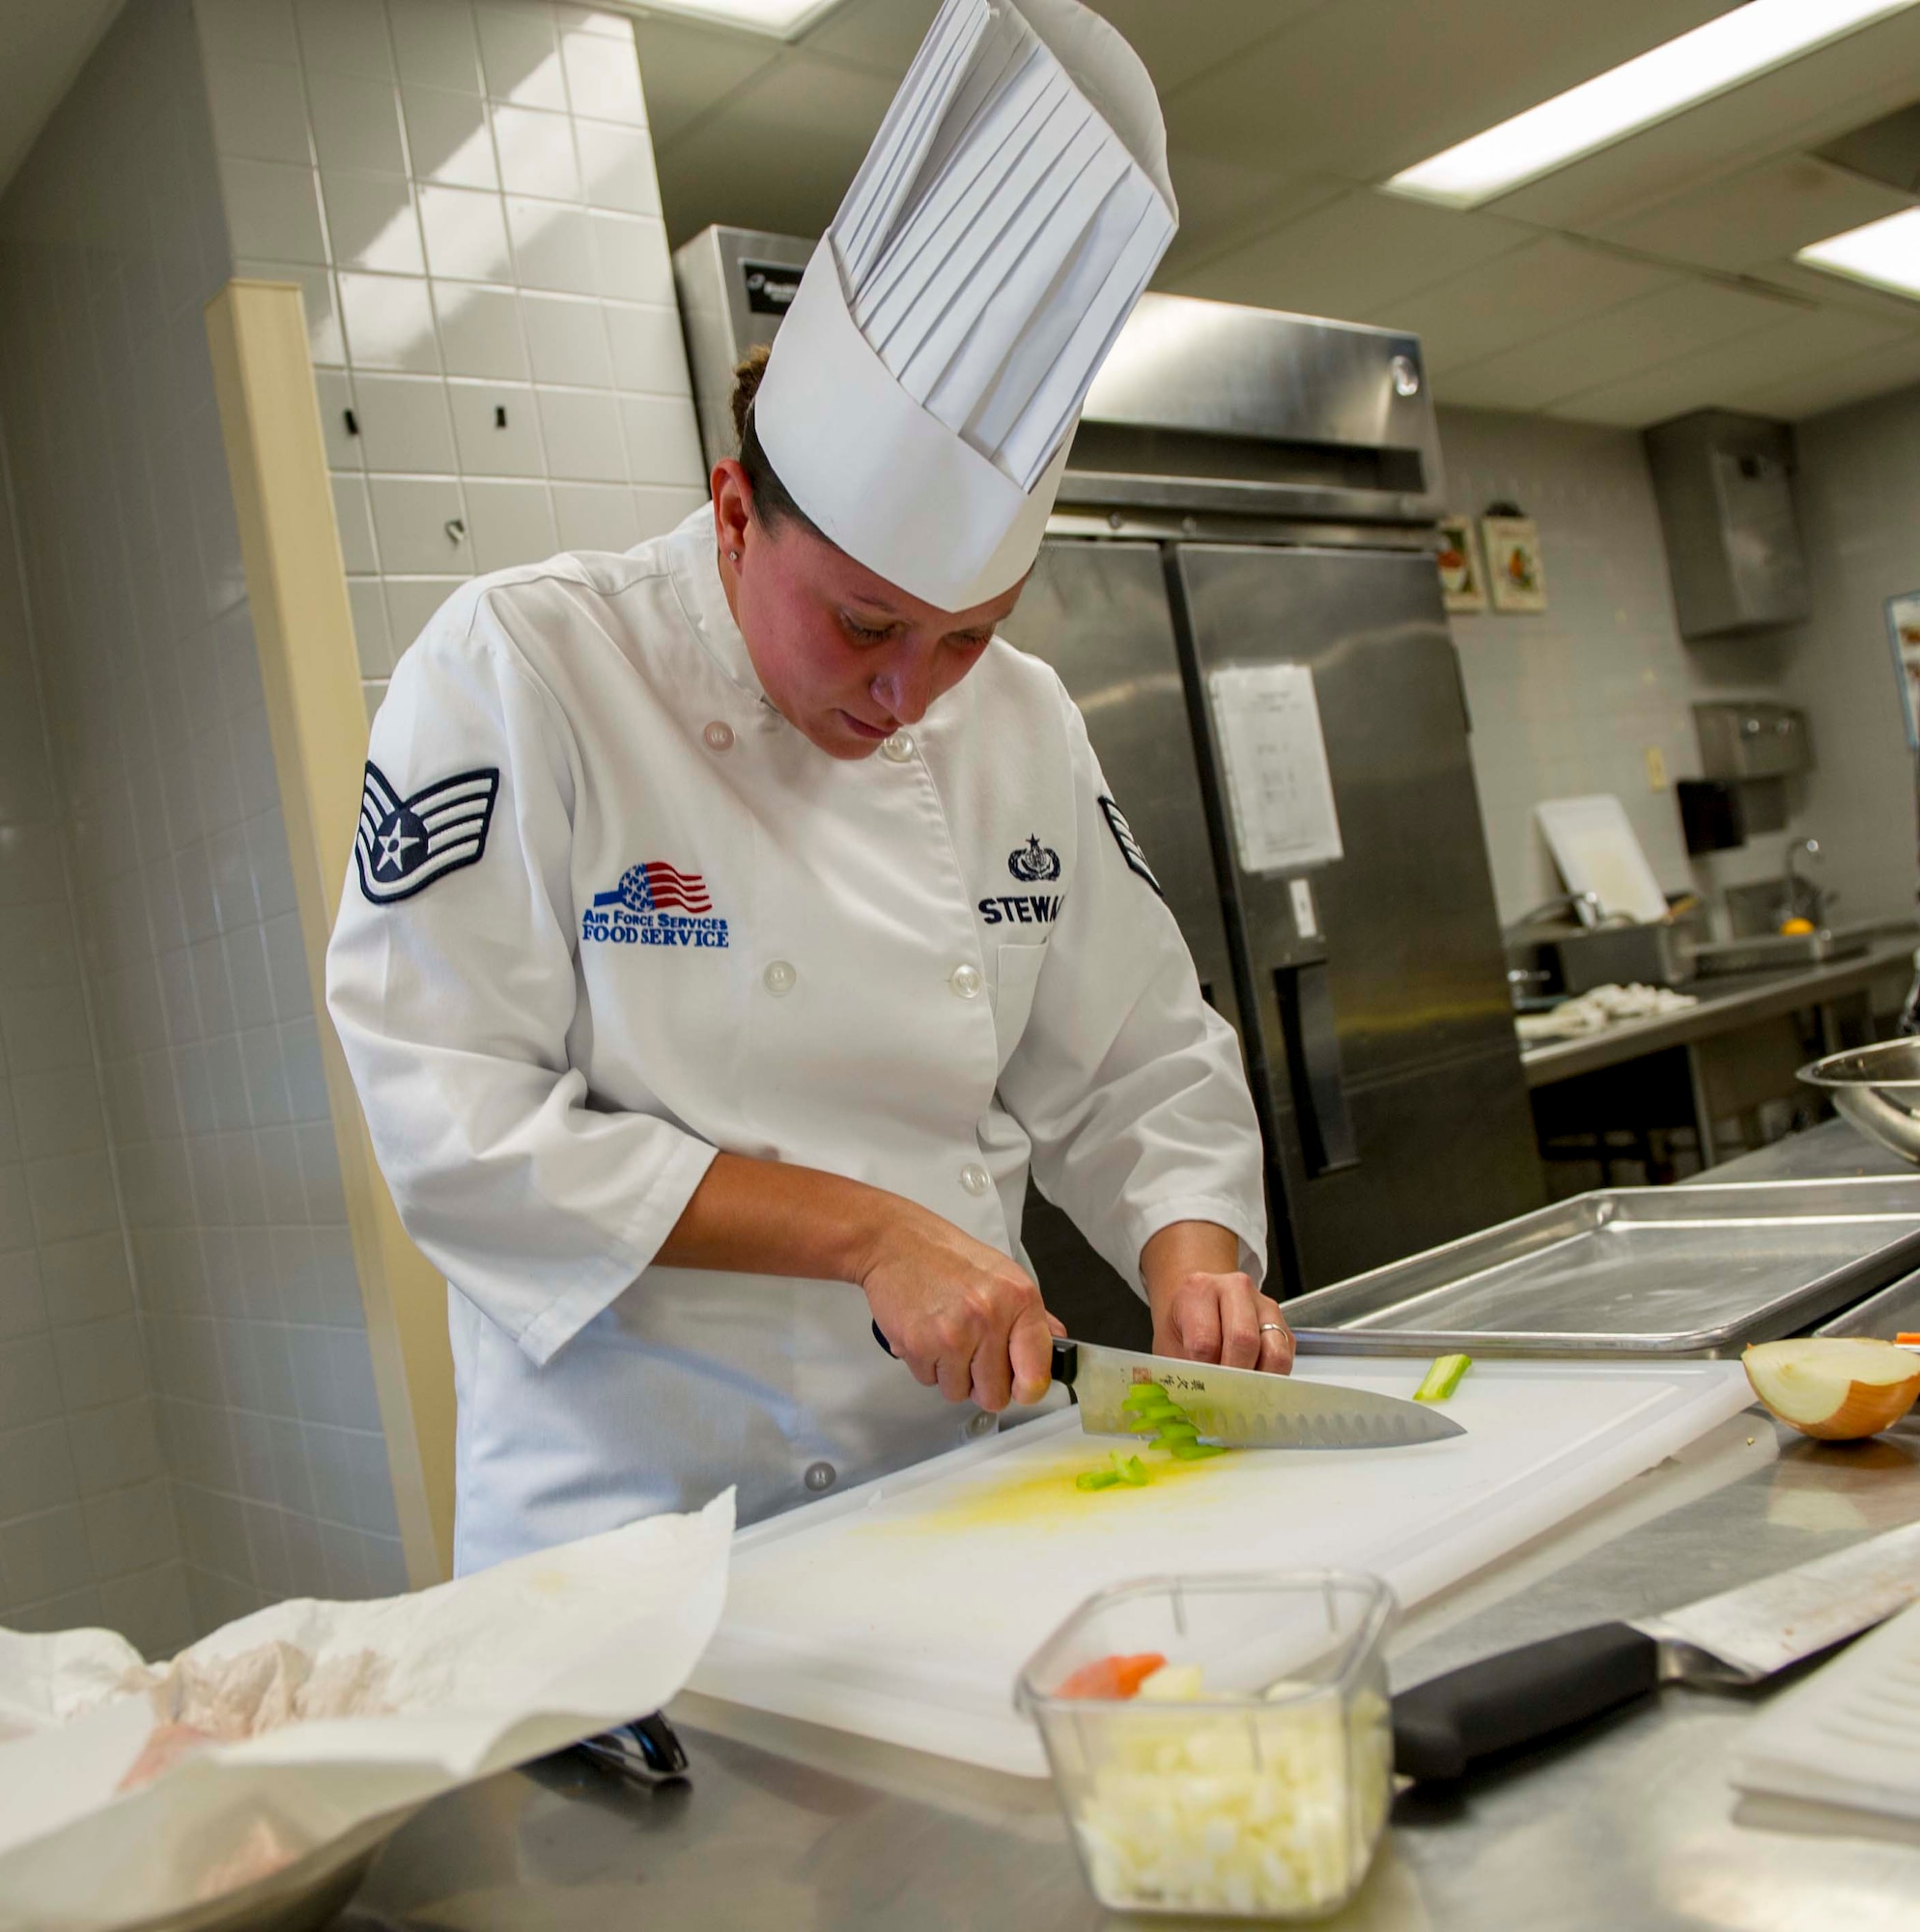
[859,1204,1064,1412]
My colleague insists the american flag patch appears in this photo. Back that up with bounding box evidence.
[354,761,499,905]
[593,862,714,916]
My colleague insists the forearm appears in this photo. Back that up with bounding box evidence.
[655,1149,912,1284]
[1141,1219,1240,1319]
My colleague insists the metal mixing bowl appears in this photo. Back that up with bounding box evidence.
[1800,1037,1920,1165]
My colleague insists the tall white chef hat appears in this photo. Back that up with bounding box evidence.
[751,0,1176,612]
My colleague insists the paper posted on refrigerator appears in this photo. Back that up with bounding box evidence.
[1206,664,1343,874]
[0,1492,733,1932]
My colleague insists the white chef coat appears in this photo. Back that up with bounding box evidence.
[326,508,1267,1574]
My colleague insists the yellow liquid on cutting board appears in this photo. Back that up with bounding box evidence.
[880,1438,1237,1535]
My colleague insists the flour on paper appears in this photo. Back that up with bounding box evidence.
[1205,665,1343,875]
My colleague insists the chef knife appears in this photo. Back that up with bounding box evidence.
[1393,1517,1920,1781]
[870,1323,1465,1450]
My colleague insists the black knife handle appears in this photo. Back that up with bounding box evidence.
[1392,1623,1662,1781]
[868,1321,1078,1386]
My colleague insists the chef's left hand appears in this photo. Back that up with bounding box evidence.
[1141,1221,1293,1374]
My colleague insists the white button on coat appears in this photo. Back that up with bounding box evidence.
[879,732,915,763]
[326,509,1265,1575]
[703,720,734,752]
[763,960,797,996]
[949,962,982,1000]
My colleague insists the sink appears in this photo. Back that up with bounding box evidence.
[1688,928,1872,978]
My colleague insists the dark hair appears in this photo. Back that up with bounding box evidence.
[729,343,821,539]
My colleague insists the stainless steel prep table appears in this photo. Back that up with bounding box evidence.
[1519,935,1917,1090]
[336,1124,1920,1932]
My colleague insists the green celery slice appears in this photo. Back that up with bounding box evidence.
[1076,1468,1122,1492]
[1167,1440,1228,1462]
[1119,1455,1150,1487]
[1414,1352,1472,1403]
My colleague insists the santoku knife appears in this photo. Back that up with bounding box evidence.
[1393,1517,1920,1781]
[870,1324,1465,1451]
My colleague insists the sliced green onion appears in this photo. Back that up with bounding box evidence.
[1414,1353,1473,1404]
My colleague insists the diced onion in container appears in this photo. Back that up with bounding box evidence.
[1069,1690,1392,1917]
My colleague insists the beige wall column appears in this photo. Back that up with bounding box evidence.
[207,280,455,1584]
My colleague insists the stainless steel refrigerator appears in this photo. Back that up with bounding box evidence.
[673,233,1544,1334]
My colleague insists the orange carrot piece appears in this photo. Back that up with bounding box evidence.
[1056,1652,1168,1700]
[1898,1333,1920,1346]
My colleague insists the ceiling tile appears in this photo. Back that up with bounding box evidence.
[1382,236,1676,374]
[1489,11,1920,233]
[1433,279,1802,412]
[1724,332,1920,421]
[800,0,944,72]
[1167,186,1528,324]
[1761,255,1920,327]
[1160,1,1729,197]
[1088,0,1324,97]
[1157,169,1348,284]
[1595,156,1916,274]
[1542,307,1912,427]
[631,14,782,154]
[652,51,899,246]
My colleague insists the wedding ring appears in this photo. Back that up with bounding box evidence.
[1258,1322,1285,1333]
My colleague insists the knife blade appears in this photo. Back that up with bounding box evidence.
[868,1322,1465,1450]
[1393,1518,1920,1781]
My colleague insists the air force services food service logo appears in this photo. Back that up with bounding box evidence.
[355,762,499,904]
[582,862,730,950]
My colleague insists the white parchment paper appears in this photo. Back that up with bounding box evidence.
[0,1491,733,1930]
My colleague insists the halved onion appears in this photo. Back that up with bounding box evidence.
[1743,1338,1920,1441]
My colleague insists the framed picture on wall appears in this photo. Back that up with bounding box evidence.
[1435,516,1486,611]
[1482,514,1547,612]
[1886,590,1920,752]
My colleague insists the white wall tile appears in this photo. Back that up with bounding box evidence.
[308,69,409,176]
[539,387,627,482]
[350,372,458,471]
[587,211,671,303]
[348,580,394,679]
[632,485,705,542]
[321,172,425,275]
[620,393,704,486]
[448,381,545,475]
[402,84,497,187]
[477,5,566,109]
[221,159,327,264]
[369,476,471,573]
[315,370,364,468]
[294,0,394,80]
[604,302,688,396]
[436,284,528,378]
[418,185,513,282]
[553,481,634,553]
[560,25,645,127]
[204,59,314,165]
[390,0,483,93]
[195,0,300,66]
[506,198,595,294]
[383,579,466,654]
[463,478,558,570]
[331,474,380,573]
[493,105,582,202]
[337,271,439,370]
[576,120,658,216]
[522,293,611,387]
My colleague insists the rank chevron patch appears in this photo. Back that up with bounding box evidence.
[354,760,500,904]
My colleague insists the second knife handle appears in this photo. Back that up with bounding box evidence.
[1392,1622,1662,1781]
[869,1321,1079,1387]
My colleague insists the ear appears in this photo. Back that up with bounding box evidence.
[711,460,753,559]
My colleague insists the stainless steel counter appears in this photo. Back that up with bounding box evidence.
[1520,935,1917,1089]
[337,1123,1920,1932]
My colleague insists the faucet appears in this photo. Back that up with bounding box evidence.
[1782,838,1825,929]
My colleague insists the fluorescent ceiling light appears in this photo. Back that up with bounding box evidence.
[1386,0,1920,210]
[629,0,844,38]
[1797,207,1920,300]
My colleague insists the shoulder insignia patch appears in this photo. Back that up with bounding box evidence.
[355,761,499,904]
[1098,795,1163,899]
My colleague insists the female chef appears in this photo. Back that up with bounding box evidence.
[326,0,1290,1575]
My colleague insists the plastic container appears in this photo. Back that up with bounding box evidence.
[1015,1573,1397,1919]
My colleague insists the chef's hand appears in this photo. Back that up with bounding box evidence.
[859,1204,1066,1412]
[1142,1221,1293,1374]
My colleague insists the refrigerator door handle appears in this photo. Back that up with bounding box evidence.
[1275,960,1359,1176]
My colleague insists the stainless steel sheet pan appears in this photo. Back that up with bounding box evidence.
[1288,1179,1920,1358]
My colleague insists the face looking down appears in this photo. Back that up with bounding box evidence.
[710,461,1028,761]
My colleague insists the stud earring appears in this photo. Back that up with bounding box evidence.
[727,549,741,562]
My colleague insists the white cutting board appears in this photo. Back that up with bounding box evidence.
[1536,793,1669,923]
[692,1355,1752,1775]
